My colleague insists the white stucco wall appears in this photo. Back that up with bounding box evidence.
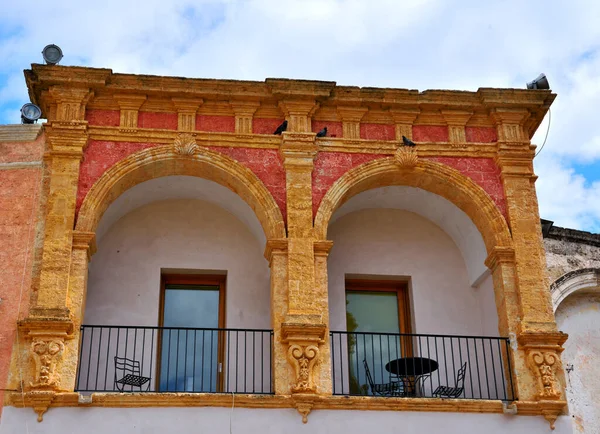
[0,406,573,434]
[81,198,271,393]
[555,292,600,434]
[328,208,497,335]
[86,198,270,328]
[327,209,505,400]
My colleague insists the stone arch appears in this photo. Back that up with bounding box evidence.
[75,145,286,240]
[550,268,600,311]
[313,157,512,254]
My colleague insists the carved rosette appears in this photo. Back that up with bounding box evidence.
[173,133,199,156]
[288,344,320,393]
[394,146,418,168]
[528,350,562,400]
[30,338,65,389]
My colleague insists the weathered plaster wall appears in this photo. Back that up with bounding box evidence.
[0,406,574,434]
[0,126,44,417]
[545,236,600,284]
[555,293,600,434]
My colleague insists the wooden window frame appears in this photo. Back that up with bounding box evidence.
[345,279,412,335]
[157,274,227,392]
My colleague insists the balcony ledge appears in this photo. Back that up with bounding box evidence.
[6,391,566,424]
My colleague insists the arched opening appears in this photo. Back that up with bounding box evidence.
[318,158,514,400]
[74,146,285,395]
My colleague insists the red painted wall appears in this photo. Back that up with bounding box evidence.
[253,118,284,135]
[466,127,498,142]
[196,115,235,133]
[85,110,120,127]
[312,152,386,216]
[413,125,449,142]
[360,123,395,140]
[0,132,44,416]
[313,121,343,138]
[138,112,178,130]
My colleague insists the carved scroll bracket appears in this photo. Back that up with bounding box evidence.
[518,331,568,430]
[19,318,74,393]
[281,322,326,395]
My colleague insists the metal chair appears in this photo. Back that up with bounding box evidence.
[433,362,467,398]
[114,356,151,392]
[363,359,403,397]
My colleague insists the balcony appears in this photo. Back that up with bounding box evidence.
[76,325,274,394]
[330,331,515,401]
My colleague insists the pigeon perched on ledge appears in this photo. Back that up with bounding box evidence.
[402,135,416,147]
[274,120,288,135]
[316,127,328,138]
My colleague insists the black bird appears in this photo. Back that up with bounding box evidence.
[402,135,416,147]
[274,120,288,135]
[316,127,327,138]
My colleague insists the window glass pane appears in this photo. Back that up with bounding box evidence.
[346,290,401,395]
[160,285,220,392]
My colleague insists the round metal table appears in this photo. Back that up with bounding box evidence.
[385,357,439,376]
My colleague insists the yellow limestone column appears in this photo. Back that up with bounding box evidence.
[18,86,93,419]
[276,99,332,415]
[492,108,567,426]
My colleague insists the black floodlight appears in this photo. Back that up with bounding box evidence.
[42,44,63,65]
[526,73,550,90]
[21,103,42,124]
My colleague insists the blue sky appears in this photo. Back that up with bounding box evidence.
[0,0,599,231]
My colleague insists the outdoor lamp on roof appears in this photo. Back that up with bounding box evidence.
[42,44,63,65]
[20,103,42,124]
[526,73,550,90]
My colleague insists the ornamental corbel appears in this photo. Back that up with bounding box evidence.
[19,318,74,393]
[281,322,326,395]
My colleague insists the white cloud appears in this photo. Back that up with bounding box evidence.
[0,0,599,230]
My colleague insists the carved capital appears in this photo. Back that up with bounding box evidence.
[390,108,419,141]
[173,133,199,156]
[72,230,97,260]
[264,238,288,263]
[394,146,418,169]
[484,246,516,271]
[490,108,530,142]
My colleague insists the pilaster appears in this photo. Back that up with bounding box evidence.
[276,132,332,397]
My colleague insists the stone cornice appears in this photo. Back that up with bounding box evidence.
[25,65,555,138]
[0,124,43,142]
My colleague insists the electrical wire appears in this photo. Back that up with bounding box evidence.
[534,107,552,157]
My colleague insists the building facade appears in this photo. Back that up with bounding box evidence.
[0,64,572,433]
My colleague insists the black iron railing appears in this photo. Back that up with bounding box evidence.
[330,331,515,401]
[76,325,274,394]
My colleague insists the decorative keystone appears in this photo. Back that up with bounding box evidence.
[173,133,199,156]
[394,146,418,169]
